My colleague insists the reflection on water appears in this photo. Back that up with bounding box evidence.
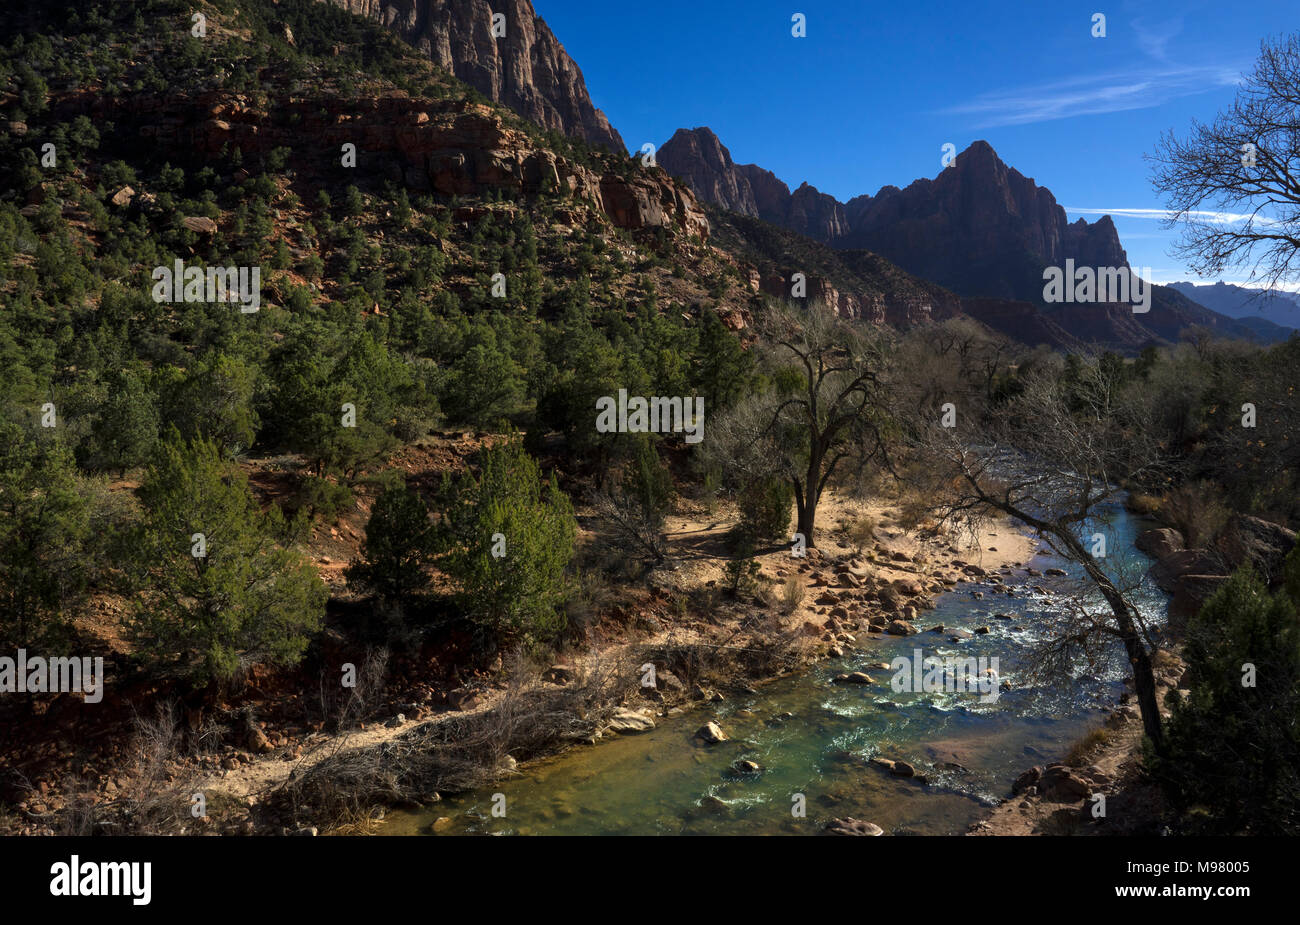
[385,505,1164,836]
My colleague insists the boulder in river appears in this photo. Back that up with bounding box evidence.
[606,708,656,734]
[832,672,875,684]
[695,721,728,744]
[1012,765,1042,795]
[1135,527,1184,560]
[1151,548,1222,593]
[824,817,884,836]
[886,620,917,636]
[1040,764,1091,802]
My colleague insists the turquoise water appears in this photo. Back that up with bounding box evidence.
[385,506,1164,835]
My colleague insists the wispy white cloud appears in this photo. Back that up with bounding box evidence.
[1133,15,1184,63]
[1066,207,1278,226]
[940,65,1240,128]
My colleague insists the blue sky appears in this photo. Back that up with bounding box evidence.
[534,0,1296,286]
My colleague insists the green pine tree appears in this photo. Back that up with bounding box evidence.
[346,482,437,609]
[0,421,88,650]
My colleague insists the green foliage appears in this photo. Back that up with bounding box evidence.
[723,540,762,599]
[0,422,89,649]
[125,431,326,689]
[622,435,674,533]
[83,367,159,474]
[435,438,576,646]
[1151,552,1300,833]
[290,475,354,525]
[160,352,259,456]
[346,482,436,608]
[735,476,794,547]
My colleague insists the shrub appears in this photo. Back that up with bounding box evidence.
[778,575,806,615]
[346,482,436,612]
[1149,552,1300,834]
[436,438,576,647]
[734,477,793,547]
[846,514,877,553]
[291,476,354,524]
[125,431,326,690]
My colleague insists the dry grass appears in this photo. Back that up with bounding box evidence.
[47,701,209,835]
[846,514,877,553]
[1161,481,1230,548]
[777,575,806,615]
[1064,727,1114,767]
[267,652,636,830]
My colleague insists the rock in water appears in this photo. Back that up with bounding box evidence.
[824,817,884,836]
[606,708,656,734]
[695,721,728,744]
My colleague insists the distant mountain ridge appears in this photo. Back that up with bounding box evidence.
[658,128,1128,300]
[1168,281,1300,331]
[659,127,1293,351]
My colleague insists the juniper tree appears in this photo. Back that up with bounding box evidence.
[1153,550,1300,833]
[125,430,326,690]
[346,481,437,610]
[0,421,88,650]
[435,437,576,647]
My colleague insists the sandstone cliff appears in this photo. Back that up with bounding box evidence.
[658,132,1131,304]
[80,92,704,240]
[322,0,626,153]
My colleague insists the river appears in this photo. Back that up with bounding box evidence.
[383,503,1165,835]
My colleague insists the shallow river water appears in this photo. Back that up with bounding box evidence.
[384,507,1165,836]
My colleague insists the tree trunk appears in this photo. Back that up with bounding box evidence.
[1052,526,1166,753]
[1096,577,1165,751]
[1122,629,1165,749]
[796,490,819,548]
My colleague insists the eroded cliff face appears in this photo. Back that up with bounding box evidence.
[845,141,1130,299]
[751,268,964,327]
[657,127,759,216]
[82,92,705,240]
[658,128,851,243]
[322,0,626,153]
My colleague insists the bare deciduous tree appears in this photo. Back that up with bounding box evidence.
[707,301,891,548]
[910,357,1170,749]
[1150,33,1300,289]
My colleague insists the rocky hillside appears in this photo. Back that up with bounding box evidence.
[706,206,963,327]
[322,0,625,153]
[74,91,703,241]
